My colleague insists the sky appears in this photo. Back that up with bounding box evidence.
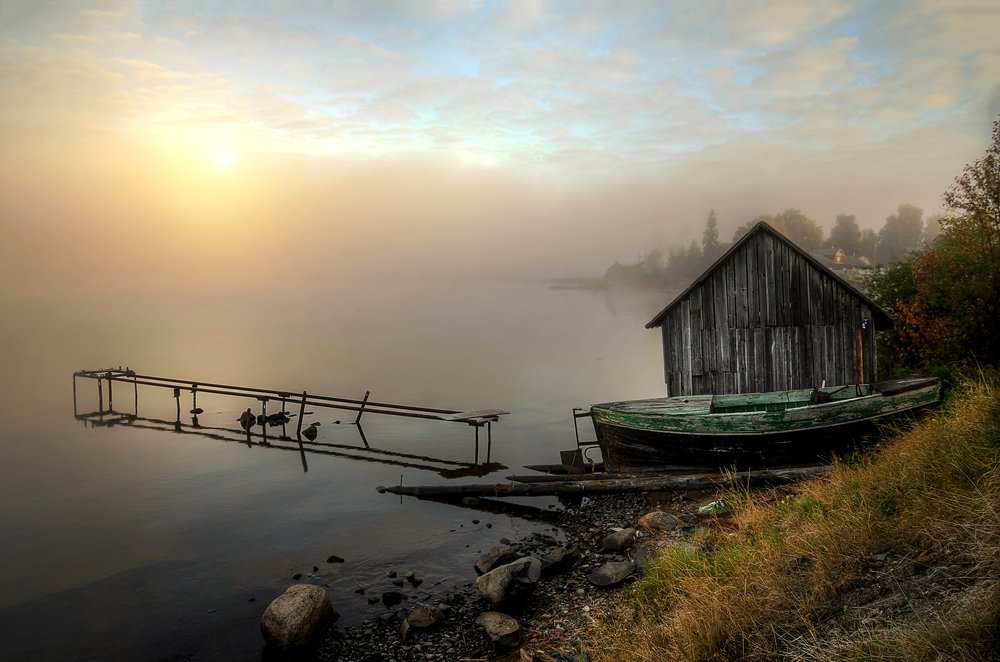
[2,0,1000,295]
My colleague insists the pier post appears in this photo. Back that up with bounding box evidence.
[106,372,113,411]
[97,377,103,413]
[296,391,307,440]
[133,371,138,416]
[260,397,268,445]
[474,424,480,464]
[173,387,180,422]
[487,422,492,463]
[72,372,78,417]
[354,390,371,424]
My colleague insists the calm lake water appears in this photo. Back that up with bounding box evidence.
[0,279,666,660]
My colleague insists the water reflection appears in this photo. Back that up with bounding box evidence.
[72,367,509,478]
[74,407,506,479]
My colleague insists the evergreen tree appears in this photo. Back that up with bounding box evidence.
[702,210,721,259]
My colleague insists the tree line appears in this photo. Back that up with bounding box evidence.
[868,115,1000,372]
[602,203,942,290]
[601,115,1000,373]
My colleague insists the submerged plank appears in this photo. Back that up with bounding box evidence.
[377,465,829,498]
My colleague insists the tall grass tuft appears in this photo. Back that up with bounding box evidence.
[588,383,1000,661]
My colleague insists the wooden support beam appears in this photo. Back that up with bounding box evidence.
[377,466,829,499]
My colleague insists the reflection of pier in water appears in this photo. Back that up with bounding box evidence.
[72,367,508,477]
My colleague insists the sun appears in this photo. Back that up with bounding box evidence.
[212,147,234,170]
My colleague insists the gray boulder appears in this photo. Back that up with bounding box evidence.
[260,584,334,649]
[638,510,681,533]
[475,611,520,650]
[601,527,638,552]
[539,546,580,576]
[475,557,541,605]
[399,603,444,642]
[588,560,636,587]
[475,545,519,575]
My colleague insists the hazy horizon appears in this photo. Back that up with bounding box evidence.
[3,1,1000,298]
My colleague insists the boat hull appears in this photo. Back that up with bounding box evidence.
[591,379,941,471]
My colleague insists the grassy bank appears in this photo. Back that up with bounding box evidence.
[589,382,1000,661]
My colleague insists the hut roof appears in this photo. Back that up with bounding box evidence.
[645,221,893,329]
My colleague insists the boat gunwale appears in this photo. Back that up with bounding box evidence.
[590,381,942,437]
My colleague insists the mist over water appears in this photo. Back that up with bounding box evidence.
[0,278,667,659]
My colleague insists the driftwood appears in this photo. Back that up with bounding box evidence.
[377,465,830,499]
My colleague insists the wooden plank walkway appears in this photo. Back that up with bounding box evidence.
[73,366,508,462]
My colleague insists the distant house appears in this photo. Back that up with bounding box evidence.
[646,222,893,396]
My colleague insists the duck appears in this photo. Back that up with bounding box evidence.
[238,408,255,430]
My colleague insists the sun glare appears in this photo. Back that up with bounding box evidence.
[213,147,234,170]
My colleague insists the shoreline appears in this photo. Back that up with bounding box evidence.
[299,488,719,661]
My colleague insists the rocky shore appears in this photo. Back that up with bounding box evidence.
[289,487,716,662]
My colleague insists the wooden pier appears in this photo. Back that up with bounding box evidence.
[73,367,508,463]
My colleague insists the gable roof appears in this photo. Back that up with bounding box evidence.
[645,221,893,329]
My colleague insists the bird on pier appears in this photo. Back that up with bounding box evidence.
[238,408,255,430]
[302,422,320,441]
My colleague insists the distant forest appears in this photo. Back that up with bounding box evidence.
[598,114,1000,375]
[600,205,942,291]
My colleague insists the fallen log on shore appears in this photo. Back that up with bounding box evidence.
[377,465,830,498]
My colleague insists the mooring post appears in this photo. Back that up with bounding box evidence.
[296,391,307,440]
[72,372,78,417]
[260,397,268,445]
[106,372,113,412]
[354,390,371,425]
[297,438,309,473]
[280,395,288,437]
[173,387,180,422]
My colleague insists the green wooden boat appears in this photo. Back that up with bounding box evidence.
[590,378,942,471]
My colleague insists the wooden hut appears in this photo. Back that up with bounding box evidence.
[646,221,892,396]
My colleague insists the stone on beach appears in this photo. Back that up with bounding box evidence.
[399,603,444,641]
[475,557,541,605]
[260,583,334,649]
[587,560,635,587]
[601,527,638,552]
[475,545,519,575]
[638,510,682,533]
[475,611,520,650]
[539,545,580,576]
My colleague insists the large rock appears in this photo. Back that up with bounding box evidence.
[399,603,444,642]
[475,611,520,650]
[475,545,520,575]
[588,561,636,587]
[638,510,681,533]
[260,584,334,649]
[601,527,638,552]
[539,546,580,576]
[475,557,541,605]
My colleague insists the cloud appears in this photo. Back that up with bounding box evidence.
[3,0,1000,295]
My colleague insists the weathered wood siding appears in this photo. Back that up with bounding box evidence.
[661,231,879,396]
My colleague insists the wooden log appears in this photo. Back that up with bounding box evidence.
[505,470,720,483]
[377,466,830,498]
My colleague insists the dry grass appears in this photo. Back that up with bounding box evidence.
[586,382,1000,661]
